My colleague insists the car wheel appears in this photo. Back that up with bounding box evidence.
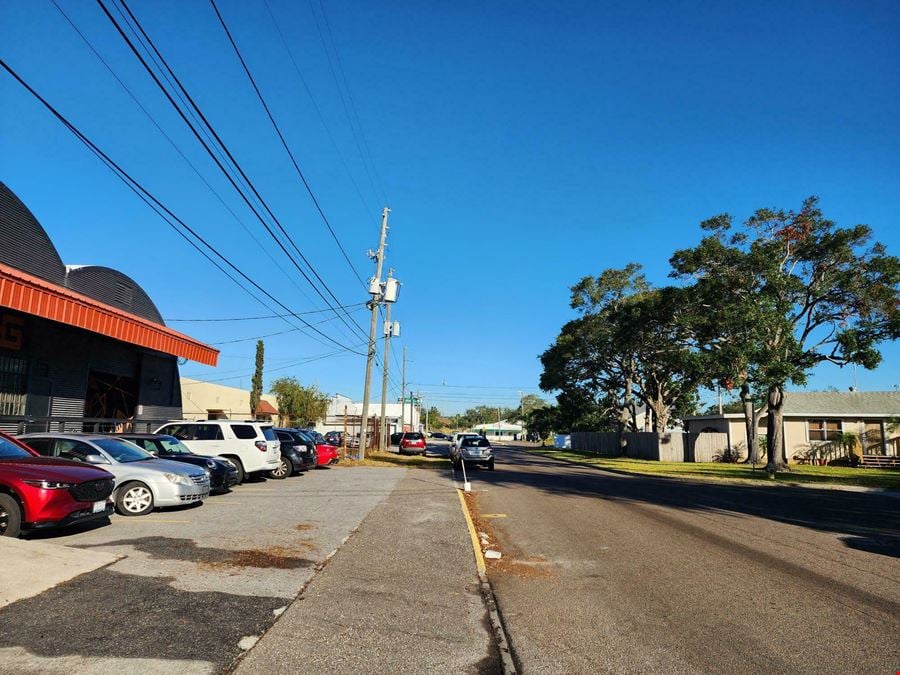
[225,456,245,484]
[268,456,291,480]
[116,482,154,516]
[0,493,22,538]
[487,460,495,471]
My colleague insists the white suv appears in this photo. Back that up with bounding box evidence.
[155,420,280,484]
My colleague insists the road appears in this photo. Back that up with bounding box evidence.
[467,444,900,674]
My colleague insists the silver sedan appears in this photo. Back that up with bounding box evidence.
[19,433,211,516]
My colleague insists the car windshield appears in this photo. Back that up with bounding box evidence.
[463,438,491,447]
[294,430,313,443]
[261,426,277,441]
[0,436,31,459]
[156,437,194,455]
[405,433,424,440]
[93,438,153,463]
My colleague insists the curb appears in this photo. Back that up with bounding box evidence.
[523,448,900,498]
[456,487,518,675]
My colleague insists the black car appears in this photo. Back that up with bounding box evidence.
[273,428,318,477]
[323,430,343,446]
[116,433,239,492]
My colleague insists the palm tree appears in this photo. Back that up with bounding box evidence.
[835,431,861,467]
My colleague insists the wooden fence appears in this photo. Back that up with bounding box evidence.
[571,430,728,463]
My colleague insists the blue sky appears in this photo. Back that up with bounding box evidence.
[2,0,899,414]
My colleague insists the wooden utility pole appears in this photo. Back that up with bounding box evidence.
[400,346,407,431]
[359,207,389,460]
[379,273,393,451]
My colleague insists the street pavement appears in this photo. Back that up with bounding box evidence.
[0,465,407,674]
[467,444,900,674]
[235,468,499,674]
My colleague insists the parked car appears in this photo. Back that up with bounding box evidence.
[299,429,340,466]
[0,431,115,537]
[451,436,495,471]
[450,432,481,452]
[20,433,211,516]
[431,432,450,440]
[154,420,280,484]
[323,431,343,446]
[396,431,427,456]
[271,428,318,477]
[115,433,238,493]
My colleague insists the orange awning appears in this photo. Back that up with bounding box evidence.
[0,262,218,366]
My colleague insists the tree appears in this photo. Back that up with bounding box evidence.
[525,405,558,442]
[541,266,701,447]
[250,340,264,418]
[269,377,330,427]
[519,393,547,420]
[672,197,900,473]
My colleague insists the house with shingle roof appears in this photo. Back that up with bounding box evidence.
[683,391,900,462]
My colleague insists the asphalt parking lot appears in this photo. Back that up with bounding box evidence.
[0,465,406,674]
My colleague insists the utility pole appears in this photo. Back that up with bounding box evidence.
[359,207,390,460]
[379,270,394,451]
[402,349,408,431]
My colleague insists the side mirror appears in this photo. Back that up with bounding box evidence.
[84,453,111,465]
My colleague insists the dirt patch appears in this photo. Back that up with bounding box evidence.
[464,491,555,580]
[295,523,315,532]
[214,545,314,570]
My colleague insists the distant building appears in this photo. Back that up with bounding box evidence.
[180,377,279,423]
[317,393,421,436]
[472,420,525,441]
[0,182,217,433]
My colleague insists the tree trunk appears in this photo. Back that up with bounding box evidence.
[765,384,786,474]
[618,377,632,456]
[740,382,761,464]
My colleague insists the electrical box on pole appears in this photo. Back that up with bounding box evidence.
[384,277,401,303]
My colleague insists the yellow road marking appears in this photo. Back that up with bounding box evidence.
[457,489,486,575]
[482,513,507,518]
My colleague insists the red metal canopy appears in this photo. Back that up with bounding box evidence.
[0,262,218,366]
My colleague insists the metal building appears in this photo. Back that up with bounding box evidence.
[0,181,218,432]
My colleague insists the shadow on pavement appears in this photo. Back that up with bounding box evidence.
[470,445,900,559]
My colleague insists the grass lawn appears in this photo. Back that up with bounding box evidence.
[527,447,900,490]
[335,450,450,469]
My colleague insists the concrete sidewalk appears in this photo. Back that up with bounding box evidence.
[235,470,499,674]
[0,537,119,609]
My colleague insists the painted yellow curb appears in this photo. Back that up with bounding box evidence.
[457,488,486,575]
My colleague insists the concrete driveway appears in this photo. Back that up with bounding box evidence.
[0,466,405,674]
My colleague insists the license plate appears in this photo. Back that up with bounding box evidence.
[92,501,106,514]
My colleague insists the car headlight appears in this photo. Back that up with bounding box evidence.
[23,479,74,490]
[163,472,191,486]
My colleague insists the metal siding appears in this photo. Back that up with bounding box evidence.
[64,266,165,325]
[0,182,67,285]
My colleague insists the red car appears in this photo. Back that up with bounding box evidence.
[397,431,427,456]
[300,429,340,466]
[0,431,115,538]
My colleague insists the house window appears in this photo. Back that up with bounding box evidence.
[808,419,842,442]
[0,355,27,416]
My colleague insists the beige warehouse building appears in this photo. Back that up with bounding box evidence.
[180,377,280,422]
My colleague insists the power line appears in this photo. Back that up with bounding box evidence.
[207,306,365,345]
[306,0,385,207]
[0,57,364,355]
[166,303,366,323]
[261,0,379,222]
[49,0,331,314]
[209,0,367,291]
[102,0,369,347]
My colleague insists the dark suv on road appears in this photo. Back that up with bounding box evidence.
[0,431,115,537]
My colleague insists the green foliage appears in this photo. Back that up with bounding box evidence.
[540,265,702,436]
[672,196,900,469]
[250,340,264,418]
[269,377,329,426]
